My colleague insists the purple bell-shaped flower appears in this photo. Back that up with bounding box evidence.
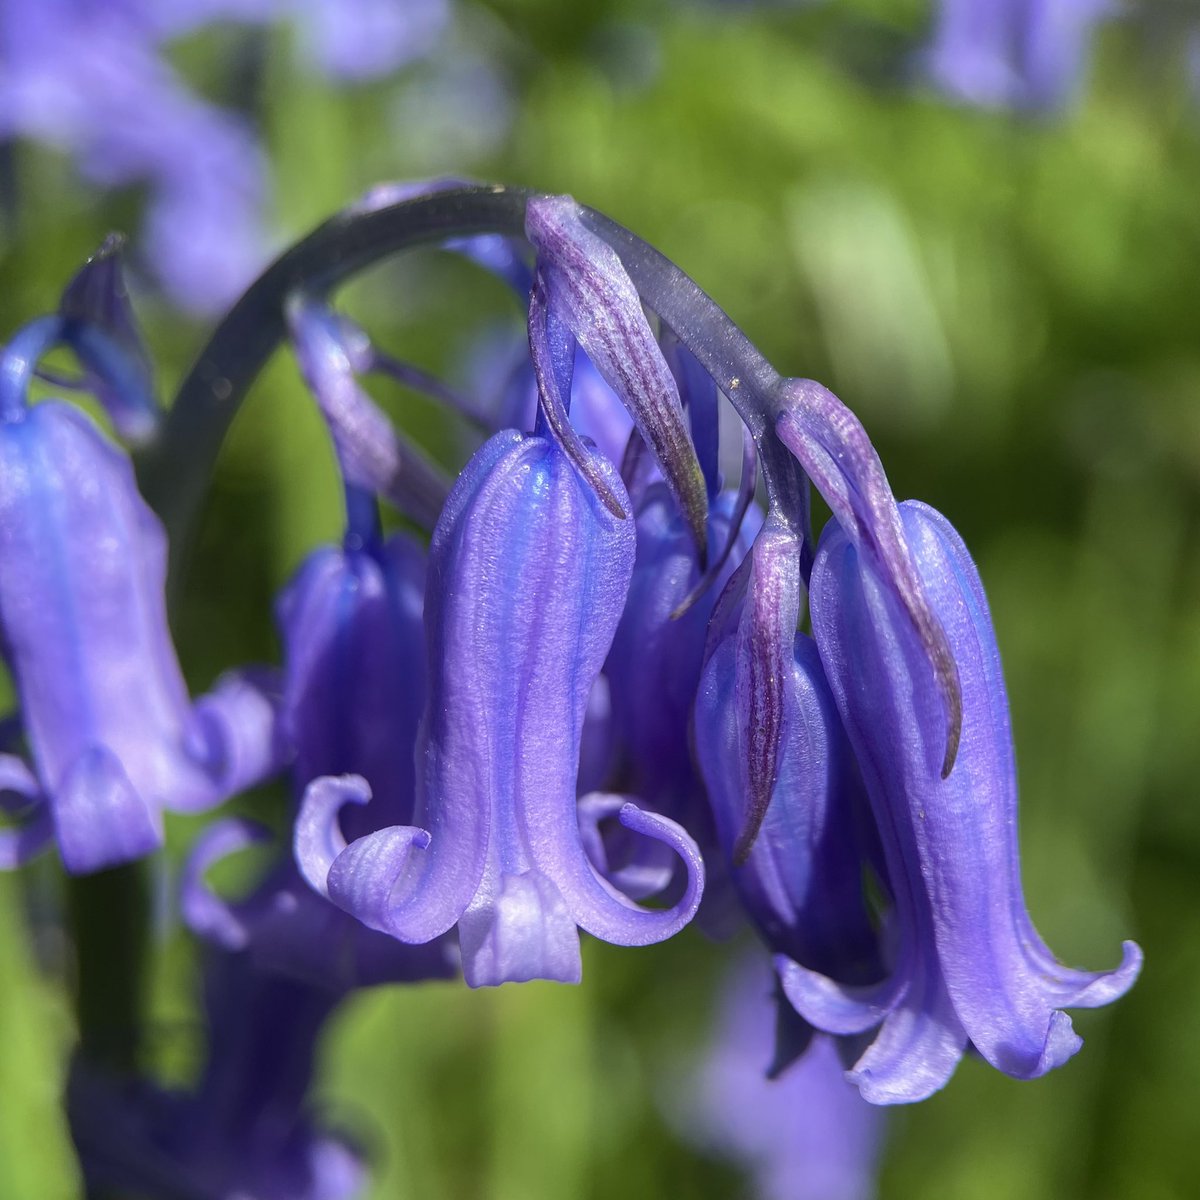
[0,292,280,874]
[297,429,704,986]
[779,500,1142,1102]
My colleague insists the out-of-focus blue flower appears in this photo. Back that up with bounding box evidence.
[0,0,452,310]
[675,954,885,1200]
[779,500,1142,1103]
[69,954,365,1200]
[0,0,270,310]
[297,429,704,987]
[922,0,1115,110]
[0,313,281,874]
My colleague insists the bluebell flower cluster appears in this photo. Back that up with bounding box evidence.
[0,183,1142,1195]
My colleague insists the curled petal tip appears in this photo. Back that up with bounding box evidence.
[295,774,373,897]
[326,824,434,938]
[181,817,272,950]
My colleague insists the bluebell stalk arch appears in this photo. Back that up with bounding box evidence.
[140,183,962,777]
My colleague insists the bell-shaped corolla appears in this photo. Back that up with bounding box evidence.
[0,400,281,873]
[694,517,883,1071]
[297,429,704,986]
[184,533,454,989]
[779,500,1142,1103]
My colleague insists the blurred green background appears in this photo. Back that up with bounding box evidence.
[1,1,1198,1197]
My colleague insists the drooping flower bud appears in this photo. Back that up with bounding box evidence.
[527,194,710,565]
[775,379,962,778]
[695,616,882,991]
[56,233,158,443]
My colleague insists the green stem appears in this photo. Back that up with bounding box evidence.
[67,862,151,1071]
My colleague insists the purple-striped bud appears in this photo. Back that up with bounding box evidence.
[776,379,962,778]
[694,516,883,1063]
[527,194,709,566]
[779,501,1141,1103]
[296,430,704,986]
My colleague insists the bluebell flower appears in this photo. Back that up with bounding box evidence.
[297,429,704,986]
[146,0,450,80]
[777,500,1142,1102]
[694,520,883,999]
[184,533,455,989]
[69,954,365,1200]
[0,310,282,874]
[923,0,1114,110]
[599,344,760,915]
[674,954,886,1200]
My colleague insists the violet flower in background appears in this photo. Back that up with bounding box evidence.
[675,954,885,1200]
[69,954,365,1200]
[779,500,1142,1102]
[0,0,269,310]
[922,0,1115,110]
[0,0,454,311]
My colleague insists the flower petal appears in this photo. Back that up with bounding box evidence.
[181,817,273,951]
[53,746,162,874]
